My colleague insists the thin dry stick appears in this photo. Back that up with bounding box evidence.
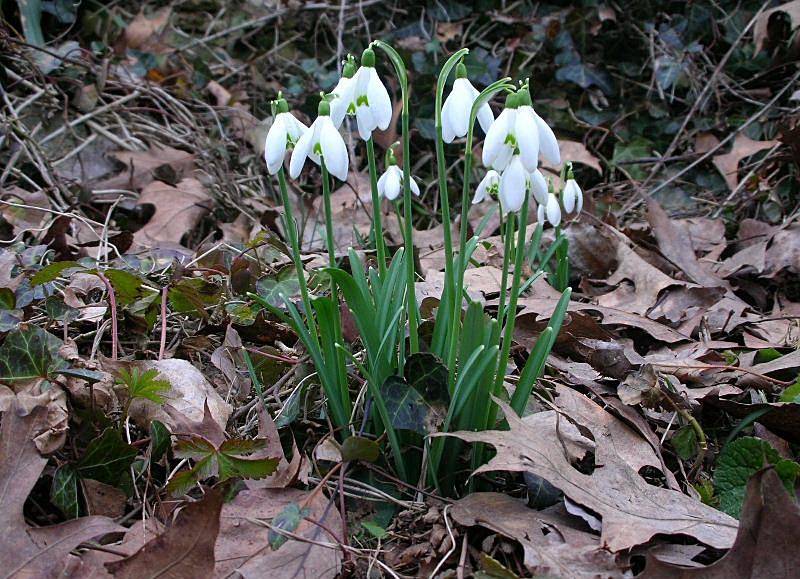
[653,362,794,386]
[95,271,118,360]
[158,286,168,360]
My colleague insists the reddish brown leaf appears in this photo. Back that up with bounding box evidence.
[105,490,223,578]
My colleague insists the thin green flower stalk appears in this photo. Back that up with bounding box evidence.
[373,40,419,354]
[432,48,469,355]
[446,79,514,373]
[495,211,514,333]
[366,137,387,277]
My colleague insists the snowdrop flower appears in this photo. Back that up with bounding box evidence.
[329,55,357,128]
[473,170,501,204]
[289,98,349,181]
[499,155,528,215]
[264,96,308,175]
[562,165,583,214]
[537,193,562,227]
[442,62,494,143]
[516,86,560,170]
[482,91,520,172]
[377,152,420,201]
[350,47,393,141]
[529,169,548,205]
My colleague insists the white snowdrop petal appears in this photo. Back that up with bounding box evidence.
[409,175,421,196]
[441,94,457,143]
[289,120,315,178]
[384,169,402,200]
[492,145,514,172]
[530,170,548,205]
[355,105,375,141]
[449,79,473,138]
[320,118,348,181]
[515,107,540,173]
[535,112,560,166]
[563,181,576,214]
[367,69,393,130]
[482,109,510,168]
[477,102,494,135]
[546,194,561,227]
[500,157,527,214]
[576,187,584,213]
[285,114,308,143]
[265,115,288,175]
[377,170,388,197]
[537,203,545,224]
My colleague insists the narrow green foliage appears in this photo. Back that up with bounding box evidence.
[269,503,309,550]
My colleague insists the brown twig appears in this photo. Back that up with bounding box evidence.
[95,271,118,360]
[652,362,794,386]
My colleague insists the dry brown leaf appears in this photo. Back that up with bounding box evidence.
[0,400,123,577]
[132,178,213,249]
[214,487,342,578]
[442,398,738,552]
[83,479,127,519]
[124,8,172,52]
[712,134,779,191]
[452,493,622,578]
[542,140,603,175]
[304,171,374,252]
[694,132,721,154]
[753,0,800,53]
[0,187,50,235]
[246,402,310,489]
[106,491,222,577]
[94,145,195,192]
[641,468,800,578]
[106,358,231,437]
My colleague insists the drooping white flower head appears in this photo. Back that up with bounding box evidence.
[537,192,562,227]
[350,47,393,141]
[482,91,520,172]
[529,169,548,205]
[562,165,583,214]
[441,63,494,143]
[264,97,309,175]
[473,169,501,205]
[377,164,420,201]
[329,55,358,128]
[499,155,528,215]
[516,85,560,170]
[289,98,349,181]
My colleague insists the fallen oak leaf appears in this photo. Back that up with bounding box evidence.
[105,490,222,578]
[440,397,738,552]
[94,144,195,192]
[712,134,779,192]
[640,468,800,578]
[0,400,123,578]
[452,492,622,578]
[132,178,213,249]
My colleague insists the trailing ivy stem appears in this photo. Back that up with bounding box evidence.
[277,168,320,349]
[366,138,387,278]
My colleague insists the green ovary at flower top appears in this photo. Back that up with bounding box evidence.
[260,40,579,489]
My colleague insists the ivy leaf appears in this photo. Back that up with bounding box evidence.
[103,269,144,305]
[149,420,171,463]
[671,425,697,460]
[779,377,800,403]
[30,261,83,286]
[715,437,800,519]
[77,428,137,487]
[381,375,429,434]
[405,352,450,404]
[50,465,80,519]
[0,325,66,385]
[340,436,381,463]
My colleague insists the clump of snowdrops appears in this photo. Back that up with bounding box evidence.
[255,42,580,493]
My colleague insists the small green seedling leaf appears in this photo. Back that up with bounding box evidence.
[341,436,381,463]
[269,503,309,550]
[149,420,171,463]
[361,520,387,539]
[116,367,171,404]
[671,425,698,460]
[714,436,800,518]
[103,269,144,305]
[779,377,800,403]
[404,352,450,404]
[381,375,429,434]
